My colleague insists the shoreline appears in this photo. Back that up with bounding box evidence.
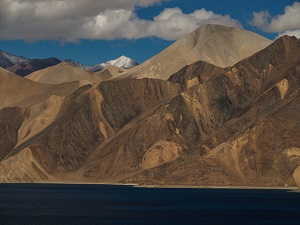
[1,180,298,191]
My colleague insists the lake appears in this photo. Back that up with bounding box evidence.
[0,184,299,225]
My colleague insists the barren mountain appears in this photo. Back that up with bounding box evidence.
[26,62,103,84]
[123,35,300,186]
[125,24,272,80]
[0,32,300,188]
[6,58,61,77]
[0,67,82,110]
[0,50,29,69]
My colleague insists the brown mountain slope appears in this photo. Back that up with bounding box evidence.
[119,35,300,186]
[125,24,272,80]
[0,67,81,110]
[26,62,102,84]
[0,35,300,187]
[0,78,182,181]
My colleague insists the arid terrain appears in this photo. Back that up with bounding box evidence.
[1,24,300,188]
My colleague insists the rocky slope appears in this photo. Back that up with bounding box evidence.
[0,78,182,182]
[125,24,272,80]
[122,35,300,186]
[0,31,300,188]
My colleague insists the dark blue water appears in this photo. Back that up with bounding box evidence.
[0,184,299,225]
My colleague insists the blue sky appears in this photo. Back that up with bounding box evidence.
[0,0,298,65]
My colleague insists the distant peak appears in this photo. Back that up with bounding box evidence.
[201,24,231,28]
[105,55,138,69]
[60,61,77,67]
[195,24,239,33]
[115,55,132,61]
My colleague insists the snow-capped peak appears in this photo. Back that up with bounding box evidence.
[103,55,138,69]
[65,55,139,72]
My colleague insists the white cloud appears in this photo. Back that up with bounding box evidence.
[250,1,300,38]
[251,11,271,31]
[0,0,241,42]
[147,7,241,40]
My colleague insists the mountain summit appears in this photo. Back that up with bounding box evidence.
[102,55,138,69]
[125,24,272,80]
[65,55,138,72]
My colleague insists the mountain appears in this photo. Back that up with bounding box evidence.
[102,55,139,69]
[1,48,138,76]
[0,50,29,69]
[124,24,272,80]
[1,25,300,187]
[1,34,300,188]
[6,57,61,76]
[65,55,138,72]
[26,62,103,84]
[122,35,300,186]
[0,67,82,110]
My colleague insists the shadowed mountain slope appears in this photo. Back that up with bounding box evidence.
[6,58,61,77]
[0,50,29,69]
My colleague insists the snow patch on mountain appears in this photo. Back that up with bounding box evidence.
[64,55,138,72]
[102,55,139,69]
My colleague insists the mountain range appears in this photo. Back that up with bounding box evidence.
[0,52,138,76]
[1,24,300,188]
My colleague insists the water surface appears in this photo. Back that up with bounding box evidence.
[0,184,299,225]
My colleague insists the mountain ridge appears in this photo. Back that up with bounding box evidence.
[0,50,138,75]
[6,57,62,76]
[0,50,29,69]
[26,62,103,84]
